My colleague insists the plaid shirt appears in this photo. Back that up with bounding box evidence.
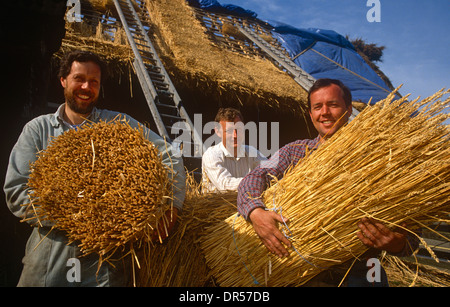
[237,136,321,219]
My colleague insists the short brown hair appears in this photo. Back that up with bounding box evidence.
[214,107,244,122]
[307,78,352,110]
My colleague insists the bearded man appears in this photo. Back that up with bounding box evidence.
[4,50,185,286]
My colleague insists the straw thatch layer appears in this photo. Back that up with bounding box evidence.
[143,0,308,113]
[200,89,450,286]
[58,0,307,115]
[56,21,134,77]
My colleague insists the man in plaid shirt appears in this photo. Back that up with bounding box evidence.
[237,79,415,269]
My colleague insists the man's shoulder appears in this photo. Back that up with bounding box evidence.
[24,113,56,129]
[242,144,264,159]
[202,143,223,158]
[276,137,320,159]
[283,137,319,149]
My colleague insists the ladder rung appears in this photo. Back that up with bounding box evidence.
[157,89,173,97]
[149,73,164,81]
[122,11,134,19]
[161,113,183,120]
[156,103,178,109]
[135,42,149,48]
[152,80,169,88]
[168,125,191,133]
[165,125,187,133]
[144,62,160,71]
[121,9,134,17]
[139,51,155,59]
[130,29,143,35]
[129,26,141,33]
[148,72,164,80]
[131,35,145,41]
[137,48,154,55]
[137,47,155,55]
[138,49,154,57]
[155,86,170,92]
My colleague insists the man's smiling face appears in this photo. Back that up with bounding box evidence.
[309,83,353,139]
[60,60,101,115]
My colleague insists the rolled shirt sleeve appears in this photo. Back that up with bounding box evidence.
[237,137,320,220]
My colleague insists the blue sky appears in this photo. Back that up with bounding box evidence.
[222,0,449,115]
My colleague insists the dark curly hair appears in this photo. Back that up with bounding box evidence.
[214,107,244,123]
[58,50,107,81]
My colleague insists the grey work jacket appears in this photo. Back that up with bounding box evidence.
[4,104,185,286]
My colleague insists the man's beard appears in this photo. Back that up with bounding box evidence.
[65,88,98,115]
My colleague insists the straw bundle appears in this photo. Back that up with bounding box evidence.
[200,89,450,287]
[136,174,237,287]
[25,118,173,263]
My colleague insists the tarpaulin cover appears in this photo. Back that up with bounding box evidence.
[188,0,398,104]
[187,0,257,18]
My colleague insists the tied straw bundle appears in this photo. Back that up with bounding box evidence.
[200,88,450,287]
[25,118,174,268]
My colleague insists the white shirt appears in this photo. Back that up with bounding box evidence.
[202,142,266,193]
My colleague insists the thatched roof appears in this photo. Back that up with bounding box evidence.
[143,0,308,112]
[58,0,309,116]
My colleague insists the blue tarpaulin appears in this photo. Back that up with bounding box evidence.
[188,0,398,104]
[187,0,257,18]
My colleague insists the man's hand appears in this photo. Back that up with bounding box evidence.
[356,217,407,254]
[248,207,291,258]
[151,207,178,242]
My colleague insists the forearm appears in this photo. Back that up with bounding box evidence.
[4,123,44,224]
[237,148,292,219]
[237,167,268,219]
[388,230,421,257]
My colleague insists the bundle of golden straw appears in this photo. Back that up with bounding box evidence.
[25,119,173,263]
[200,89,450,287]
[136,186,238,287]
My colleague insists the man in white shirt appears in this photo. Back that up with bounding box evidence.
[202,108,265,193]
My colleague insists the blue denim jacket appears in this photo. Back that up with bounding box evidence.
[4,104,186,286]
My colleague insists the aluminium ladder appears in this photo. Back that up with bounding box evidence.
[236,24,359,119]
[113,0,205,156]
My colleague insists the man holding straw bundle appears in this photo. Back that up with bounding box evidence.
[4,50,185,286]
[237,78,417,286]
[202,107,265,193]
